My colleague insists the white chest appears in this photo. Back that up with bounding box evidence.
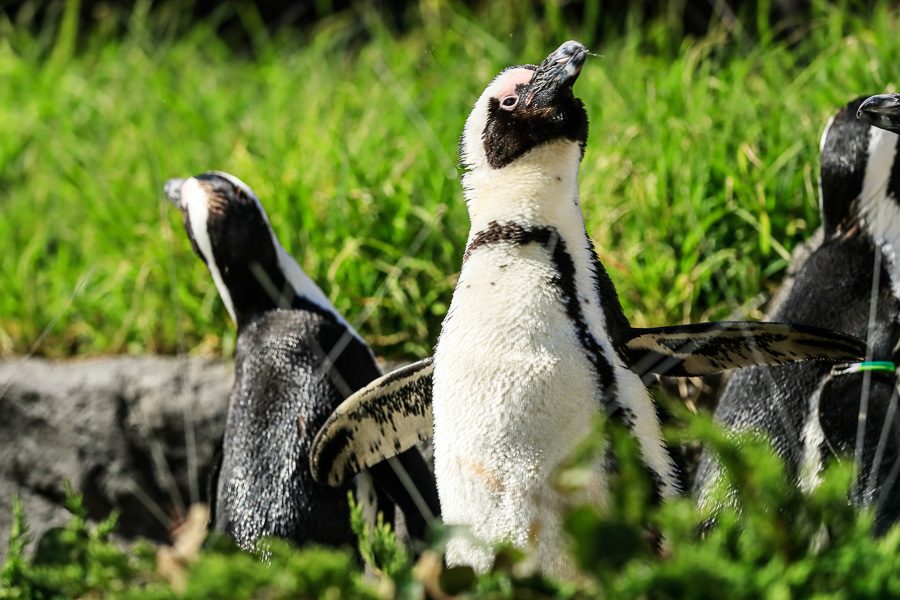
[432,241,607,575]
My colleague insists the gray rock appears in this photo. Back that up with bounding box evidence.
[0,356,231,560]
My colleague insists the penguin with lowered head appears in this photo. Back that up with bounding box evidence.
[310,43,865,576]
[694,97,900,534]
[164,171,440,551]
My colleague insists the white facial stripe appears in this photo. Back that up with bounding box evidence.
[562,58,581,80]
[181,177,238,323]
[858,127,900,298]
[460,95,491,171]
[819,114,835,154]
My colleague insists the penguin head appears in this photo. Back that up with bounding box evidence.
[857,93,900,134]
[165,171,320,328]
[819,96,900,238]
[459,41,589,176]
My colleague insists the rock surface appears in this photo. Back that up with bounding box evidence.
[0,356,232,560]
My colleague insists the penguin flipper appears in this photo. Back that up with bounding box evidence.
[310,357,434,487]
[621,321,866,377]
[366,448,441,540]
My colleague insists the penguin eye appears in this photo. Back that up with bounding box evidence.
[499,95,519,111]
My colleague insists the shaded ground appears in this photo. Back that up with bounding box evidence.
[0,356,230,560]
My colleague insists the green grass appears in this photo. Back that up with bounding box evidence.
[2,1,900,359]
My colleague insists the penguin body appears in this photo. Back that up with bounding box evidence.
[695,98,900,533]
[221,308,376,547]
[434,134,678,573]
[309,46,864,577]
[165,172,440,551]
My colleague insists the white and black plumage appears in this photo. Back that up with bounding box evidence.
[695,97,900,533]
[309,44,864,576]
[164,172,440,551]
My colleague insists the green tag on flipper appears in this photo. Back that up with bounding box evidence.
[831,361,896,376]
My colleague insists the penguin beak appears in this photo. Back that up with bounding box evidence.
[164,178,186,209]
[857,94,900,134]
[525,40,588,108]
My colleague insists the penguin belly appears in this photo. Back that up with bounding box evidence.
[433,242,606,576]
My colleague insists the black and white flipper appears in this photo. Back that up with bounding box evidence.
[622,321,866,377]
[311,358,434,487]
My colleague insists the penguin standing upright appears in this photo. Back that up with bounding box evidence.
[694,97,900,533]
[164,172,440,551]
[310,43,864,577]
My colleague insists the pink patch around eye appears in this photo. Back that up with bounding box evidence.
[490,68,534,100]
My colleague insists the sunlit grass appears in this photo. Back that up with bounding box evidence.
[1,2,899,359]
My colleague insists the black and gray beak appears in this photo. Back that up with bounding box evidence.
[857,94,900,134]
[525,40,588,107]
[164,178,185,209]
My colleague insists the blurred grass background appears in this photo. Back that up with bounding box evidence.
[1,0,898,360]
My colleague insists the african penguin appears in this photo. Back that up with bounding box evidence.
[309,44,864,577]
[429,42,677,577]
[695,97,900,534]
[164,171,440,551]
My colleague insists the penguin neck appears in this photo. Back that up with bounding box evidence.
[212,249,314,330]
[270,242,345,328]
[268,243,375,360]
[459,138,622,348]
[857,127,900,300]
[211,233,368,351]
[463,140,588,243]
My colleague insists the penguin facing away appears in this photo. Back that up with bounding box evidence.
[164,172,440,551]
[692,96,900,530]
[310,43,864,576]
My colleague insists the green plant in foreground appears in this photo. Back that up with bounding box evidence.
[559,413,900,599]
[0,491,379,599]
[177,537,376,600]
[5,413,900,599]
[0,492,156,599]
[342,411,900,598]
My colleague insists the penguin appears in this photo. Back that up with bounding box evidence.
[309,42,864,577]
[694,97,900,534]
[164,171,440,552]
